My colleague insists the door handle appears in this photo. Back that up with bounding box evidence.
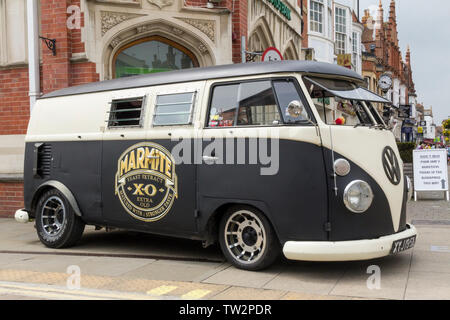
[202,156,219,162]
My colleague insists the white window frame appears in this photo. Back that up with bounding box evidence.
[152,91,197,127]
[107,95,147,129]
[335,7,347,55]
[310,0,324,34]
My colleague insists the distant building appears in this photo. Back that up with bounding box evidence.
[361,0,416,141]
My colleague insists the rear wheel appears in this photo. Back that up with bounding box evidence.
[35,189,85,248]
[219,206,280,271]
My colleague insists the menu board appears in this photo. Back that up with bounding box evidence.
[413,149,448,191]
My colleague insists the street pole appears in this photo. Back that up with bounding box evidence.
[27,0,40,112]
[241,36,246,64]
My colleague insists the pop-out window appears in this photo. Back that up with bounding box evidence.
[107,97,145,128]
[153,92,196,126]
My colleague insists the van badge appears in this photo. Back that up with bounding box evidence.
[382,146,401,185]
[115,142,178,222]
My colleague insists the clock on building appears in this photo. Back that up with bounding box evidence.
[379,73,393,92]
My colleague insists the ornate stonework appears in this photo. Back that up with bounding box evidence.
[175,18,215,43]
[110,37,122,48]
[198,43,207,54]
[147,0,173,9]
[101,11,143,36]
[172,27,184,36]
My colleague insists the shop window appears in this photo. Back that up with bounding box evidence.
[153,92,196,126]
[113,36,199,78]
[107,97,145,128]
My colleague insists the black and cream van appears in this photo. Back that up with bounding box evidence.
[16,61,417,270]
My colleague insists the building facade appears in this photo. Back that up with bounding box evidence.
[0,0,305,217]
[304,0,363,74]
[360,0,417,141]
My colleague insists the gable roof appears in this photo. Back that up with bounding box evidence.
[41,60,364,99]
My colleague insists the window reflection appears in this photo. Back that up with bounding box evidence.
[114,37,198,78]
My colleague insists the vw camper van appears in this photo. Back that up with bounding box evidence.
[16,61,417,270]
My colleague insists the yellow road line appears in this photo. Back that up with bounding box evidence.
[147,285,178,296]
[181,289,211,300]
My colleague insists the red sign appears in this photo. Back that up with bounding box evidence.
[262,47,283,62]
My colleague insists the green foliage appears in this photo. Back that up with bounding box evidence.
[443,119,450,130]
[397,142,416,163]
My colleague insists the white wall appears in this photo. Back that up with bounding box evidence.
[0,0,28,66]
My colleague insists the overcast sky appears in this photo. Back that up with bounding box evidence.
[339,0,450,126]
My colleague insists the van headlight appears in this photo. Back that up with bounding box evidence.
[406,176,413,201]
[343,180,374,213]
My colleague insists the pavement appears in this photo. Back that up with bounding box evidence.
[0,174,449,300]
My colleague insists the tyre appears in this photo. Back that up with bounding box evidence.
[35,189,85,248]
[219,205,280,271]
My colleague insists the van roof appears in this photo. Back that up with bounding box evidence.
[41,60,364,99]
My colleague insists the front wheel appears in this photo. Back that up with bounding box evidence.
[35,189,85,248]
[219,206,280,271]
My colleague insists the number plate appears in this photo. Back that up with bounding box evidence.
[390,236,416,254]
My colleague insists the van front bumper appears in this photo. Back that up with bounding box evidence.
[283,224,417,262]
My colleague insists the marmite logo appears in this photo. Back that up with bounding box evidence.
[115,142,178,222]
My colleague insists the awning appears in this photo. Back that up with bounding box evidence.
[304,76,392,104]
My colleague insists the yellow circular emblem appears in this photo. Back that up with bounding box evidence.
[115,142,178,222]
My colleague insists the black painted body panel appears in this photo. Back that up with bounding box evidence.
[24,138,406,244]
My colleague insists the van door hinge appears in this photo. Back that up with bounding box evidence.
[324,222,331,232]
[194,209,200,219]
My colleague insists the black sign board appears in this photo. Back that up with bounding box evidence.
[398,105,412,119]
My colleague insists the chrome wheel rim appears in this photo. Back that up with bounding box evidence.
[224,210,266,264]
[40,196,66,236]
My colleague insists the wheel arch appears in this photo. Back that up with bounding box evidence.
[31,181,83,217]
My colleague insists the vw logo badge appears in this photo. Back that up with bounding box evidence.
[382,146,401,185]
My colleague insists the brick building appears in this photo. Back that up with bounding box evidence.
[0,0,305,217]
[360,0,417,140]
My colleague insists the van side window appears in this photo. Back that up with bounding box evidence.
[107,97,145,128]
[237,81,280,126]
[208,84,239,127]
[153,92,196,126]
[273,80,309,123]
[207,81,281,127]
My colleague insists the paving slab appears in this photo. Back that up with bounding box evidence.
[202,265,283,289]
[329,258,411,300]
[119,259,223,282]
[211,286,287,300]
[410,249,450,273]
[262,260,348,295]
[404,271,450,300]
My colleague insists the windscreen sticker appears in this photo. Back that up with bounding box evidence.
[115,142,178,222]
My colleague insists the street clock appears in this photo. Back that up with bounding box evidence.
[379,73,393,92]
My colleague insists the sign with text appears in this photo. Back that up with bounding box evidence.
[262,47,283,62]
[413,149,448,191]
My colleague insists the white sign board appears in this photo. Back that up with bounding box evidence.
[413,149,448,193]
[262,47,283,62]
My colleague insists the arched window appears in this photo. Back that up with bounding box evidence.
[113,36,199,78]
